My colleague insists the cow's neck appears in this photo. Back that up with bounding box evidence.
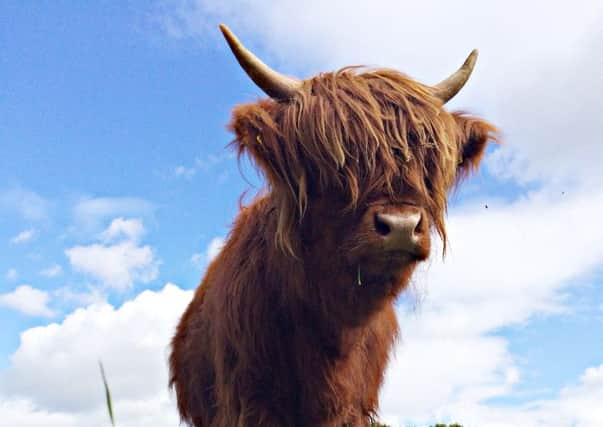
[248,196,389,355]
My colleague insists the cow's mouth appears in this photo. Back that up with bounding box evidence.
[352,251,420,289]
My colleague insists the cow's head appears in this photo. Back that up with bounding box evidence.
[222,25,498,311]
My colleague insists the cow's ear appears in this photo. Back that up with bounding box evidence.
[452,112,499,180]
[228,100,290,187]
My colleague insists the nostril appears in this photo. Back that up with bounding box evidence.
[414,214,424,235]
[372,210,427,254]
[374,213,391,236]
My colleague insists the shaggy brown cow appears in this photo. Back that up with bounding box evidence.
[169,24,498,427]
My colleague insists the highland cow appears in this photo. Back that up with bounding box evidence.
[169,24,498,427]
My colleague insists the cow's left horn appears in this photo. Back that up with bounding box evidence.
[431,49,478,103]
[219,24,302,101]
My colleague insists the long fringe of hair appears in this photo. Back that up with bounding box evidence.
[229,67,497,254]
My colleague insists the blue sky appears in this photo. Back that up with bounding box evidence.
[1,0,252,355]
[1,1,602,426]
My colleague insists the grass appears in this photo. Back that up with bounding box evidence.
[99,361,115,426]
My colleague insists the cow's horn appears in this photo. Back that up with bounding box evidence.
[431,49,479,103]
[219,24,302,100]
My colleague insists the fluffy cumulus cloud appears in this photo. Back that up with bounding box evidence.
[98,217,146,243]
[0,285,54,317]
[0,284,191,426]
[51,286,104,308]
[65,218,160,291]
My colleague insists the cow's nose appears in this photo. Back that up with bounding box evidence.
[374,210,425,253]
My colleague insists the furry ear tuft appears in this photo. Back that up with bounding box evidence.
[453,112,500,181]
[227,100,307,255]
[228,100,287,188]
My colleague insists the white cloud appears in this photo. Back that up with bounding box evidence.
[5,268,18,281]
[52,287,104,307]
[445,364,603,427]
[0,400,78,427]
[486,26,603,189]
[0,394,178,427]
[0,284,191,426]
[98,217,145,243]
[428,191,603,326]
[39,265,63,278]
[0,285,54,317]
[66,242,159,292]
[72,197,153,236]
[206,236,225,261]
[0,187,50,221]
[10,229,36,245]
[191,236,225,268]
[66,218,160,291]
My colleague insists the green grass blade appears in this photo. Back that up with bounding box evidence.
[99,361,115,426]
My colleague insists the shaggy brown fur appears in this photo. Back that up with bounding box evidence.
[169,67,498,426]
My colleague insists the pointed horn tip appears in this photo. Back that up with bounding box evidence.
[466,49,479,67]
[219,24,246,54]
[218,23,230,36]
[219,24,236,45]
